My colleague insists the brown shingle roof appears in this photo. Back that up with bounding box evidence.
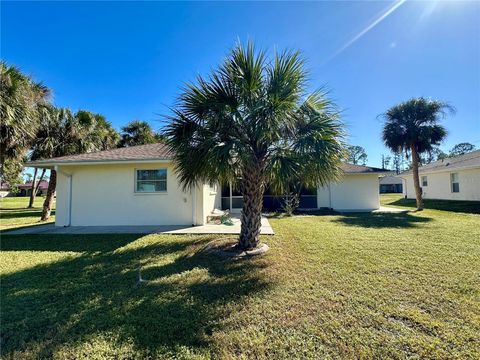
[340,163,385,174]
[28,143,385,174]
[28,143,173,165]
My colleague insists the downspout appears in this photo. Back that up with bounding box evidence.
[55,166,73,227]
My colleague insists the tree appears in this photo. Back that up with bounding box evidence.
[165,42,345,250]
[74,110,120,151]
[24,173,33,183]
[391,151,408,174]
[421,146,447,164]
[382,97,453,210]
[381,154,391,169]
[449,142,476,157]
[119,120,158,147]
[347,145,368,165]
[0,61,50,186]
[31,106,119,220]
[1,158,24,194]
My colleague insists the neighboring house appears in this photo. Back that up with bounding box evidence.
[400,150,480,201]
[379,175,403,193]
[27,143,385,227]
[0,181,49,197]
[17,181,50,197]
[0,182,11,198]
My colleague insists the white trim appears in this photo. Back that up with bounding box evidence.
[134,168,168,194]
[28,159,172,168]
[400,165,480,177]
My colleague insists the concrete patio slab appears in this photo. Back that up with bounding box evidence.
[3,216,274,235]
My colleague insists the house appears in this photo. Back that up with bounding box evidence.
[27,143,385,227]
[379,175,403,193]
[400,150,480,201]
[0,182,10,198]
[17,181,50,197]
[0,181,49,197]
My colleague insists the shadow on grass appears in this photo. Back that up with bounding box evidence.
[1,234,143,252]
[385,197,480,215]
[334,212,433,228]
[0,208,53,219]
[1,234,272,358]
[267,208,338,219]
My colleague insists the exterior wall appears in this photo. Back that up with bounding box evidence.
[55,170,70,226]
[317,174,380,211]
[402,168,480,201]
[56,162,196,226]
[202,183,221,220]
[193,183,221,225]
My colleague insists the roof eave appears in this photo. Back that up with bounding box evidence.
[399,164,480,176]
[26,158,173,168]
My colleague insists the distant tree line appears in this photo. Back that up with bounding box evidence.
[1,61,162,220]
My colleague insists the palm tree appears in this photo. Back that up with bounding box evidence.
[32,106,74,220]
[119,120,158,147]
[382,97,453,210]
[33,107,120,220]
[74,110,120,151]
[165,42,345,250]
[0,61,50,185]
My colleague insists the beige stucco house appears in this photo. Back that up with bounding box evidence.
[400,150,480,201]
[28,143,385,227]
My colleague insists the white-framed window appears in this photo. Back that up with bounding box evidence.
[135,169,167,193]
[421,176,428,187]
[450,173,459,193]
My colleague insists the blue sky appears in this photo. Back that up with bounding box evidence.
[2,1,479,168]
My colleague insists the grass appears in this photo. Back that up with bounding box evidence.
[0,196,55,231]
[381,193,480,214]
[1,195,479,359]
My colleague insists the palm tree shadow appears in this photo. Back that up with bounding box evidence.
[1,234,273,358]
[334,212,432,228]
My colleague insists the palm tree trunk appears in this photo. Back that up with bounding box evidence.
[239,165,265,250]
[35,168,46,194]
[28,168,38,208]
[41,169,56,221]
[411,146,423,211]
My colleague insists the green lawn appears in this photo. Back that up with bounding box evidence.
[0,196,55,231]
[1,195,479,359]
[381,193,480,214]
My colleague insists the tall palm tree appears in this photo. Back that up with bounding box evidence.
[32,106,74,220]
[32,107,120,220]
[165,42,345,250]
[74,110,120,151]
[119,120,158,147]
[0,61,50,185]
[382,97,453,210]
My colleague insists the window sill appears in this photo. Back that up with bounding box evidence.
[134,192,168,195]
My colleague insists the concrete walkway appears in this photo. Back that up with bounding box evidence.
[372,206,409,214]
[3,216,274,235]
[335,206,409,214]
